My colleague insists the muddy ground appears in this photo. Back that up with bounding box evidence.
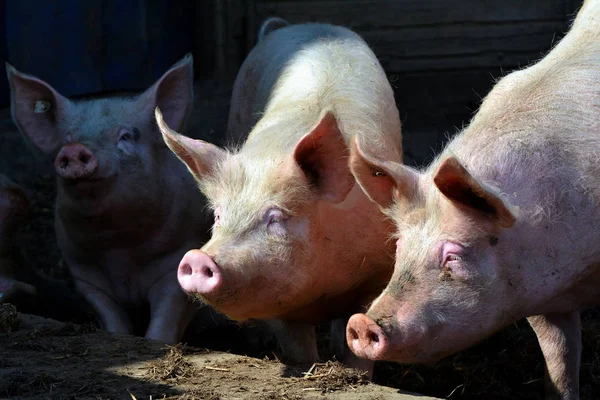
[0,80,599,399]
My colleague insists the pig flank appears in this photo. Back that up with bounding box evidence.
[7,55,208,343]
[159,23,401,326]
[348,1,599,397]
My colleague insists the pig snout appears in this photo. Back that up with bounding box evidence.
[346,313,389,360]
[178,250,222,295]
[54,143,98,180]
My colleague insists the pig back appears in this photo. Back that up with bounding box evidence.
[230,23,402,162]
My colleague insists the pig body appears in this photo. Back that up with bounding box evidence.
[347,1,600,398]
[7,55,211,343]
[158,21,402,363]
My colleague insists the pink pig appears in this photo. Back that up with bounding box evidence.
[6,55,211,343]
[346,1,600,398]
[156,19,402,365]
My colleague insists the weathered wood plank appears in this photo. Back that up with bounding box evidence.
[214,0,253,79]
[365,21,564,72]
[255,0,569,28]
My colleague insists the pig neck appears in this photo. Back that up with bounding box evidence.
[434,18,600,315]
[282,185,395,323]
[55,165,202,254]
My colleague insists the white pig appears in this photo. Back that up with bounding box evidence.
[347,1,600,398]
[156,20,403,364]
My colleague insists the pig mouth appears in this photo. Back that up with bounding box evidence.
[194,284,294,322]
[63,175,116,197]
[347,312,436,363]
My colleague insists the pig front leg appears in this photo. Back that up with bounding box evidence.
[146,274,196,344]
[267,319,319,363]
[74,278,133,334]
[527,312,581,400]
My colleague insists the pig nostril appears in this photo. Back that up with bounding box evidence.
[202,265,214,278]
[369,332,380,344]
[80,154,90,164]
[180,263,192,276]
[348,328,359,341]
[59,158,69,169]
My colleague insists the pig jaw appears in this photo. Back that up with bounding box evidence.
[347,291,495,363]
[183,236,314,322]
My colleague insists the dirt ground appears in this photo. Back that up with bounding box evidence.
[1,309,436,400]
[1,80,599,399]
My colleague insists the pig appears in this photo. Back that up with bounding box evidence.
[155,19,403,365]
[0,175,93,322]
[346,1,600,398]
[6,54,212,343]
[0,175,35,302]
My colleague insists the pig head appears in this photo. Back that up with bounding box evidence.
[6,56,193,234]
[157,109,396,324]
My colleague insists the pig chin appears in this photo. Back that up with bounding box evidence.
[378,322,492,364]
[193,276,306,322]
[61,176,115,198]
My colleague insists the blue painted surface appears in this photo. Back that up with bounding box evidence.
[1,0,194,105]
[0,2,8,106]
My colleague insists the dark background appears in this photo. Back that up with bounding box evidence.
[0,2,596,399]
[0,0,585,165]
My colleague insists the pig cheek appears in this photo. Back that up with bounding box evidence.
[288,216,310,240]
[117,140,136,155]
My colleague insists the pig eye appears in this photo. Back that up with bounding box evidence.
[265,208,289,237]
[441,241,465,268]
[444,254,462,263]
[265,208,289,236]
[266,209,286,225]
[117,127,140,143]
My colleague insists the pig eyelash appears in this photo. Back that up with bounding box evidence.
[268,213,285,225]
[442,253,462,270]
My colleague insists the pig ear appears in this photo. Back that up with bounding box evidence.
[6,63,71,154]
[434,156,517,228]
[156,108,226,181]
[258,17,289,42]
[139,53,194,132]
[349,137,420,208]
[293,110,355,203]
